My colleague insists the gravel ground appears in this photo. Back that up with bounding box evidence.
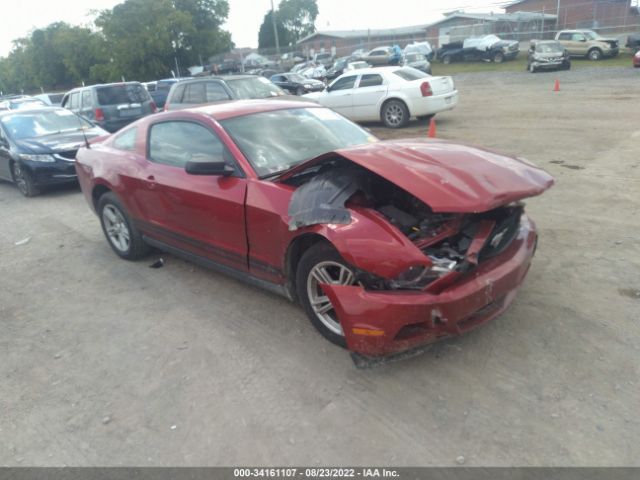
[1,66,639,466]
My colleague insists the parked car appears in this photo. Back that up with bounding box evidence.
[33,92,65,107]
[360,46,396,66]
[270,73,325,95]
[634,50,640,68]
[326,56,359,81]
[404,41,434,61]
[626,34,640,53]
[304,66,458,128]
[555,30,619,60]
[437,35,519,64]
[62,82,156,133]
[313,52,334,68]
[164,75,289,111]
[401,52,432,74]
[216,59,242,74]
[527,40,571,73]
[144,78,184,109]
[75,100,553,358]
[0,107,107,196]
[0,97,47,111]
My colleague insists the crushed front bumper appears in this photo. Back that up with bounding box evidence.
[322,215,538,357]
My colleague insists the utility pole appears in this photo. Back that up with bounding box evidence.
[270,0,281,57]
[556,0,561,30]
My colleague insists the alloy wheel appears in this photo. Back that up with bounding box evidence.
[384,103,405,128]
[306,261,358,336]
[11,163,28,195]
[102,204,131,253]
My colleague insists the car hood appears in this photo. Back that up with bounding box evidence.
[14,128,107,154]
[280,139,554,213]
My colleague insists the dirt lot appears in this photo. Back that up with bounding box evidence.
[1,67,639,466]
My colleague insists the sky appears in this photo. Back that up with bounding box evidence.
[0,0,508,56]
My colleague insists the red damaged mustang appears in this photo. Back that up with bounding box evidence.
[76,100,554,360]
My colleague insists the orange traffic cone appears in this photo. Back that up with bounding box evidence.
[428,118,437,138]
[553,79,560,92]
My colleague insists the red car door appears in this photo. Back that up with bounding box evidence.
[137,119,248,272]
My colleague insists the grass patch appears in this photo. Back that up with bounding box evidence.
[432,52,634,75]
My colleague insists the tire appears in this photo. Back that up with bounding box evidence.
[493,52,505,63]
[296,242,360,348]
[296,86,305,96]
[588,48,602,61]
[563,60,571,71]
[381,99,409,129]
[442,55,452,65]
[528,62,537,73]
[11,161,39,197]
[98,192,149,260]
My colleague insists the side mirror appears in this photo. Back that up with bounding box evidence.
[185,161,234,176]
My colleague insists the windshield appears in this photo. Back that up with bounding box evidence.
[10,99,47,110]
[1,109,94,140]
[583,31,601,40]
[393,67,429,81]
[537,43,564,53]
[225,77,284,99]
[221,108,377,177]
[97,84,149,105]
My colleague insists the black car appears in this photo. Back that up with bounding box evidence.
[0,107,107,196]
[325,56,359,81]
[437,38,519,64]
[527,40,571,73]
[164,75,295,111]
[269,73,325,95]
[62,82,156,133]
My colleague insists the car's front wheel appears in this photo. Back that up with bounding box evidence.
[528,62,537,73]
[381,99,409,128]
[98,192,149,260]
[442,55,452,65]
[296,86,305,96]
[588,48,602,61]
[11,162,39,197]
[296,243,360,348]
[493,52,505,63]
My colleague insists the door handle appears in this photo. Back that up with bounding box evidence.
[145,175,157,190]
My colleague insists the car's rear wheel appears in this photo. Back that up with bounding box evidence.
[98,192,149,260]
[296,243,360,348]
[588,48,602,61]
[381,99,409,129]
[442,55,452,65]
[11,162,39,197]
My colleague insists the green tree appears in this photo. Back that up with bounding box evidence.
[278,0,318,43]
[258,10,290,51]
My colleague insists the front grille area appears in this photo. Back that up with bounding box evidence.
[53,150,78,161]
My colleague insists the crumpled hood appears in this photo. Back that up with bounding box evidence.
[331,139,554,213]
[15,129,105,154]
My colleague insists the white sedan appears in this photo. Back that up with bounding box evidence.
[303,66,458,128]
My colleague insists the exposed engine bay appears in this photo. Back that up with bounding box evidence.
[285,158,524,290]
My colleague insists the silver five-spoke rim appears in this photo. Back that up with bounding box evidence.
[307,261,357,336]
[384,103,404,127]
[12,163,28,195]
[103,205,130,253]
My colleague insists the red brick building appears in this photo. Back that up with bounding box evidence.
[505,0,639,31]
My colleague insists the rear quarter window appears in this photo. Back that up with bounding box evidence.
[392,68,428,81]
[97,84,150,105]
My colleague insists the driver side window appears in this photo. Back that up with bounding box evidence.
[330,75,357,91]
[148,121,227,168]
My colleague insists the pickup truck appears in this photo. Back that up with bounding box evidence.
[555,30,619,60]
[437,35,519,64]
